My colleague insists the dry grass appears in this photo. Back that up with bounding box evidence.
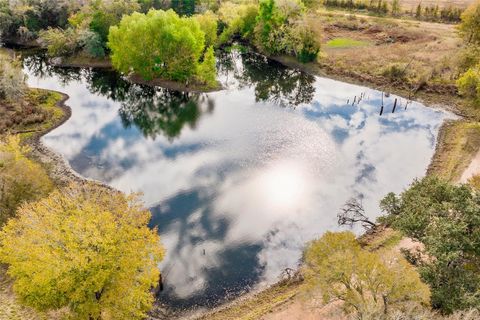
[0,89,64,138]
[0,266,68,320]
[317,11,462,94]
[428,120,480,182]
[400,0,475,10]
[195,279,302,320]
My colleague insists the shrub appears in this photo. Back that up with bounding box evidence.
[284,17,320,62]
[108,9,207,82]
[0,53,27,101]
[456,66,480,103]
[78,29,106,58]
[0,135,53,226]
[382,63,408,81]
[254,0,320,62]
[0,183,164,319]
[39,28,78,56]
[304,231,430,318]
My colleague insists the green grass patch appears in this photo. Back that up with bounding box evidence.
[326,37,370,49]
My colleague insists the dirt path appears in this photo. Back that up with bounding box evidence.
[261,300,346,320]
[460,149,480,183]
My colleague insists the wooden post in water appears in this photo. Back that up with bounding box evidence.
[392,98,397,113]
[159,274,164,292]
[380,92,384,115]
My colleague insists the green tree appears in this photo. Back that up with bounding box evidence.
[194,10,218,48]
[459,0,480,45]
[108,9,206,82]
[304,231,430,319]
[89,0,140,45]
[0,135,53,226]
[197,45,217,88]
[254,0,319,62]
[217,3,259,44]
[380,176,480,313]
[0,183,164,320]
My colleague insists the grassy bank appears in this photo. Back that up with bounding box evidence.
[0,89,66,140]
[428,120,480,182]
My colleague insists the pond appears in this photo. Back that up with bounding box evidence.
[23,49,449,312]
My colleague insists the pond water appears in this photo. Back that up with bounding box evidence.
[23,50,449,311]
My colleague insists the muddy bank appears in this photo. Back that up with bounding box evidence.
[269,54,463,117]
[49,55,222,93]
[128,74,222,93]
[24,89,119,191]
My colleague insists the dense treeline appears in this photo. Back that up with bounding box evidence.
[1,0,320,87]
[457,0,480,105]
[322,0,463,22]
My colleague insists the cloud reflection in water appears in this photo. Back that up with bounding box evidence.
[24,51,451,310]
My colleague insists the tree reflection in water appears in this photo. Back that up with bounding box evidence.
[118,87,215,141]
[85,68,216,141]
[218,50,316,107]
[22,49,316,141]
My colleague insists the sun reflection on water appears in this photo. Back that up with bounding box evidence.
[258,161,308,211]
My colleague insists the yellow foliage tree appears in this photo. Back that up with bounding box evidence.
[0,183,164,320]
[0,135,53,225]
[303,231,430,319]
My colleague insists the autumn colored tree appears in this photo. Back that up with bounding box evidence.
[0,183,164,320]
[0,135,53,225]
[303,231,430,319]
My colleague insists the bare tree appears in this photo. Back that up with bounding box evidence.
[337,198,377,230]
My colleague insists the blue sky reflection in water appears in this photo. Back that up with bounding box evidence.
[24,51,450,310]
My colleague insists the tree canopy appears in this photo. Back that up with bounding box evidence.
[0,135,53,226]
[108,9,216,84]
[303,231,430,319]
[380,176,480,313]
[0,183,164,319]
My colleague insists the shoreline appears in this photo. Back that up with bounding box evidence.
[49,55,223,93]
[25,53,474,319]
